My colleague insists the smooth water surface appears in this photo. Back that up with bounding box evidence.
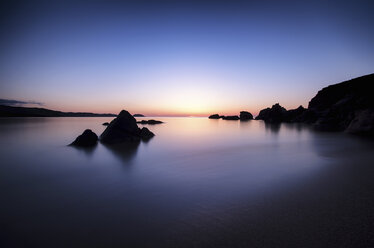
[1,117,374,247]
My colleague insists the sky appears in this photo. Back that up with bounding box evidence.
[0,0,373,116]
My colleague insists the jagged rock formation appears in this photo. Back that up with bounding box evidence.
[255,103,288,123]
[307,74,374,134]
[100,110,154,144]
[255,73,374,136]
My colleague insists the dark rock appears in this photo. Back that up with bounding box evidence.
[70,129,98,147]
[102,122,110,126]
[133,114,145,117]
[308,73,374,132]
[222,115,240,120]
[139,127,155,140]
[239,111,253,120]
[284,105,307,122]
[137,119,163,125]
[208,114,220,119]
[255,103,287,123]
[294,109,318,123]
[100,110,154,144]
[345,109,374,136]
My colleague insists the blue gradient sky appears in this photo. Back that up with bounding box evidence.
[0,0,373,116]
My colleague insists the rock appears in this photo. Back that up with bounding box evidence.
[70,129,98,147]
[239,111,253,120]
[222,115,240,120]
[308,73,374,132]
[208,114,220,119]
[137,119,163,125]
[139,127,155,140]
[284,105,306,122]
[345,109,374,136]
[133,114,145,117]
[255,103,287,123]
[100,110,154,144]
[102,122,110,126]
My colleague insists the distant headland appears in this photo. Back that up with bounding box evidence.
[0,105,116,117]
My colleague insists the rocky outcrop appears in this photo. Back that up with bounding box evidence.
[139,127,155,140]
[100,110,154,144]
[256,104,308,123]
[209,112,252,121]
[255,103,287,123]
[222,115,240,120]
[137,119,163,125]
[70,129,98,147]
[208,114,221,119]
[255,73,374,136]
[308,73,374,133]
[239,111,253,120]
[345,109,374,135]
[284,105,307,122]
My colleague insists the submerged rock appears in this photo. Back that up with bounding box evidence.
[239,111,253,120]
[137,119,163,125]
[70,129,98,147]
[222,115,240,120]
[208,114,221,119]
[100,110,154,144]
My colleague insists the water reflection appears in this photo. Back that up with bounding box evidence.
[1,117,374,248]
[70,145,97,157]
[264,122,281,134]
[102,141,140,165]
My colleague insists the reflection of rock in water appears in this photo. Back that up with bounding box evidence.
[71,145,97,157]
[265,122,281,134]
[102,141,141,164]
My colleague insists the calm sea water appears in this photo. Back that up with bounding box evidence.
[1,117,374,247]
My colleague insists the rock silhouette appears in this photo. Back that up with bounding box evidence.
[102,122,110,126]
[254,73,374,136]
[239,111,253,120]
[70,129,98,147]
[222,115,240,120]
[0,105,116,117]
[256,103,287,123]
[209,114,221,119]
[137,120,163,125]
[133,114,145,117]
[100,110,154,144]
[307,73,374,134]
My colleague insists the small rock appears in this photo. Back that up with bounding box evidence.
[222,115,240,120]
[239,111,253,120]
[70,129,98,147]
[208,114,220,119]
[140,127,155,140]
[137,119,163,125]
